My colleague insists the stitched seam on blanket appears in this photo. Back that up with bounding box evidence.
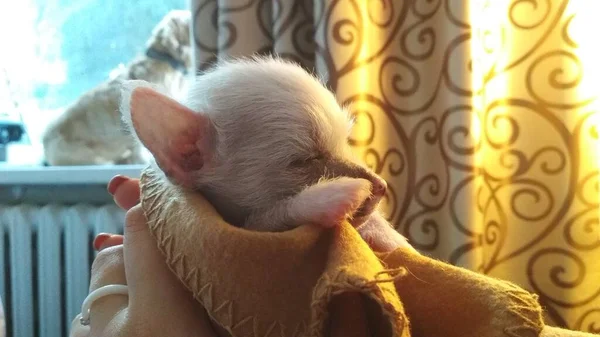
[501,284,544,337]
[140,168,307,337]
[140,167,409,337]
[307,268,408,337]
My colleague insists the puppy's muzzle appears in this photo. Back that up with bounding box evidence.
[354,175,387,218]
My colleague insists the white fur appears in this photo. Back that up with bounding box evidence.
[121,56,414,253]
[118,80,170,136]
[287,178,372,227]
[179,56,358,212]
[356,212,416,253]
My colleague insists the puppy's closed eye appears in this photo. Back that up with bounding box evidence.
[289,154,325,168]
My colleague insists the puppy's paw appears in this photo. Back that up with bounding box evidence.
[289,177,372,228]
[357,212,418,253]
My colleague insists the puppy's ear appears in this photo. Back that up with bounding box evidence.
[120,80,213,188]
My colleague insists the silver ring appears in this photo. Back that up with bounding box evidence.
[78,285,129,326]
[80,316,91,326]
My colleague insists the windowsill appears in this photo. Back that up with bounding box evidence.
[0,164,147,204]
[0,164,144,185]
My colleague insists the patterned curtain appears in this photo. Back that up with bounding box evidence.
[189,0,600,333]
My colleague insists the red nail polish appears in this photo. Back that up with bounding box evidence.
[93,233,111,250]
[107,175,127,195]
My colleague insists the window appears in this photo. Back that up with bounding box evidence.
[0,0,185,165]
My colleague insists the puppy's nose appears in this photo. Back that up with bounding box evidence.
[370,175,387,196]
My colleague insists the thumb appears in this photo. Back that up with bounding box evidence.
[121,205,193,317]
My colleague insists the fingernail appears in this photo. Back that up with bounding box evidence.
[107,175,128,195]
[93,233,111,250]
[99,236,120,251]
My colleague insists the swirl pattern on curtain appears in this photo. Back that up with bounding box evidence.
[190,0,600,332]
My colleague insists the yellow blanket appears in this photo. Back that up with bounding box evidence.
[139,166,596,337]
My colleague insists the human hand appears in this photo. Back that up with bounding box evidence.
[69,175,217,337]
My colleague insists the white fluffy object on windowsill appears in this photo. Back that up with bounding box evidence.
[4,143,45,166]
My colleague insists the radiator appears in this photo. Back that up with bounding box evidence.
[0,165,142,337]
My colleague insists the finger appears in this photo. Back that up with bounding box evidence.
[107,175,128,196]
[86,245,129,335]
[121,206,183,305]
[94,234,124,251]
[110,176,141,210]
[90,245,127,291]
[122,205,208,324]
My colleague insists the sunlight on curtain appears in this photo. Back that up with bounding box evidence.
[190,0,599,331]
[470,0,600,328]
[568,1,600,180]
[352,0,377,152]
